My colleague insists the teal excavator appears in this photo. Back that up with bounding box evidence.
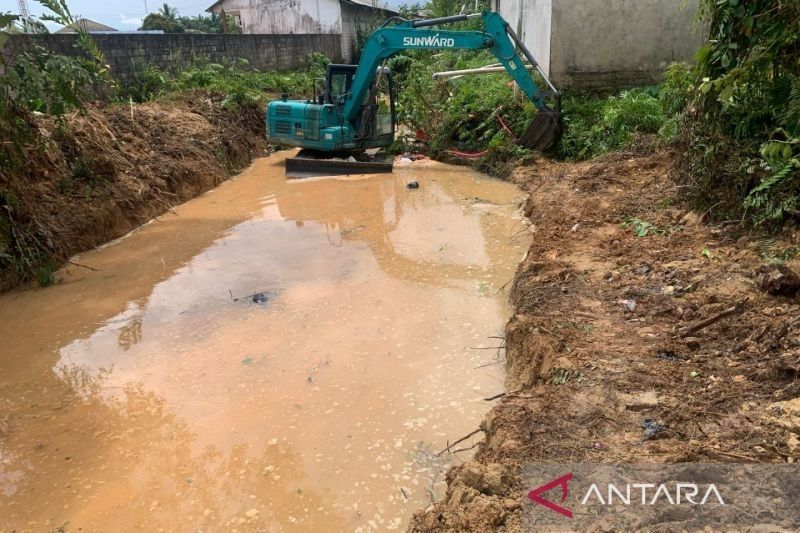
[266,10,561,176]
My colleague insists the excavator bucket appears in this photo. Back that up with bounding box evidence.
[519,109,562,152]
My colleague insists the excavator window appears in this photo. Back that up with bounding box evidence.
[375,74,393,137]
[324,64,357,106]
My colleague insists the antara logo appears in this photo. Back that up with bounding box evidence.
[402,34,456,47]
[528,473,726,519]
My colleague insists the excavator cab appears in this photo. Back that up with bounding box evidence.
[323,64,396,145]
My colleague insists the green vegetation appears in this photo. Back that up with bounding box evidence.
[122,54,327,107]
[621,217,680,238]
[139,3,241,34]
[680,0,799,227]
[389,44,690,175]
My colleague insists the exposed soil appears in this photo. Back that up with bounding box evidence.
[0,91,269,290]
[409,150,800,531]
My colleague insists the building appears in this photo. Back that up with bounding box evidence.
[206,0,397,62]
[493,0,704,88]
[54,18,118,34]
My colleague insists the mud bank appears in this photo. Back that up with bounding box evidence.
[0,92,268,290]
[410,151,800,531]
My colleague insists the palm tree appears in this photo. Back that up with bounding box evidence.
[158,3,178,20]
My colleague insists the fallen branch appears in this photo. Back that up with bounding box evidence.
[484,392,506,401]
[67,260,99,272]
[437,428,483,456]
[677,299,748,338]
[474,360,504,369]
[450,441,481,454]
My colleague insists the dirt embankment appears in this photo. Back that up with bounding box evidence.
[410,151,800,531]
[0,92,269,290]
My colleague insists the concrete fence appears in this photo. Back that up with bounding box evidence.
[1,33,343,80]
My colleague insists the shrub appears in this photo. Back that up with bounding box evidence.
[680,0,800,227]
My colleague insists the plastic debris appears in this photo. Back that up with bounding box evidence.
[407,181,420,190]
[618,299,637,312]
[641,419,665,440]
[252,292,268,304]
[398,157,413,164]
[656,350,683,362]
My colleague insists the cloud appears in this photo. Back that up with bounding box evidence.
[119,14,143,27]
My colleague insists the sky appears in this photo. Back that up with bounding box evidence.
[2,0,215,30]
[1,0,403,31]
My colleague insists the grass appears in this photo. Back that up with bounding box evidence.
[121,55,329,109]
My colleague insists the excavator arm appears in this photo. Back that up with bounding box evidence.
[343,10,561,148]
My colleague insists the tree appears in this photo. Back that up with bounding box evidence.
[139,3,184,32]
[158,3,179,20]
[139,12,182,32]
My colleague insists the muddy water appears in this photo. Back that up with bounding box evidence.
[0,152,529,532]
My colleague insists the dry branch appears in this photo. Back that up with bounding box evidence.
[677,299,748,338]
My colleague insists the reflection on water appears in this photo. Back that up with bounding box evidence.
[0,152,529,531]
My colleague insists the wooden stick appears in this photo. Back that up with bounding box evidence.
[68,260,99,272]
[437,428,483,456]
[678,299,748,338]
[450,442,481,454]
[484,392,506,401]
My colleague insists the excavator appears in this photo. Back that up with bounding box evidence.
[266,10,561,176]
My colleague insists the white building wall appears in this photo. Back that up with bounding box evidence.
[213,0,342,34]
[495,0,552,75]
[340,2,385,62]
[549,0,702,88]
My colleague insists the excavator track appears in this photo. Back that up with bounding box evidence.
[286,150,394,178]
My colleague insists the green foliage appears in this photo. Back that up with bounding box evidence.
[140,12,184,33]
[682,0,800,227]
[556,89,668,161]
[121,54,329,107]
[36,0,112,83]
[388,48,537,166]
[139,3,240,34]
[3,51,94,114]
[389,38,688,172]
[621,217,681,238]
[2,1,111,170]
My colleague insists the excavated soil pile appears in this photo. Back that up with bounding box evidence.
[410,150,800,532]
[0,92,268,290]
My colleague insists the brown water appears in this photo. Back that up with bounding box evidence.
[0,152,529,532]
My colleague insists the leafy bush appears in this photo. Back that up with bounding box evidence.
[680,0,800,226]
[122,55,329,107]
[390,42,689,171]
[556,89,669,161]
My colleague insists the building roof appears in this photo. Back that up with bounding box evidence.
[55,18,117,33]
[207,0,396,14]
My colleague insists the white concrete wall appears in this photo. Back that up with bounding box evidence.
[549,0,703,88]
[494,0,701,88]
[495,0,551,75]
[212,0,342,34]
